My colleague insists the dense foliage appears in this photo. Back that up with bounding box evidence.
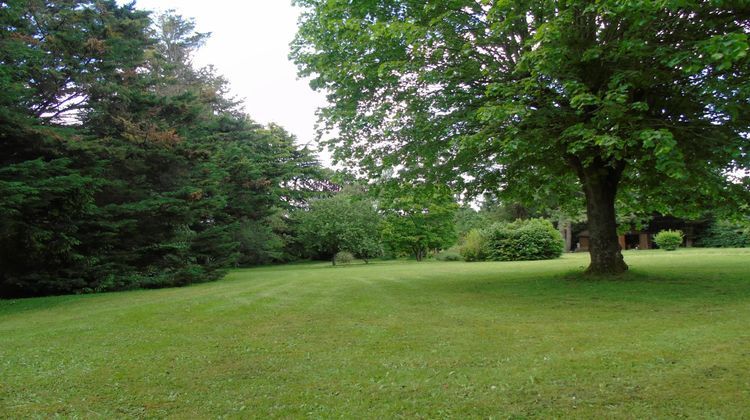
[434,247,462,262]
[334,251,355,265]
[697,221,750,248]
[379,184,458,261]
[294,191,382,264]
[459,229,487,262]
[0,3,326,297]
[483,219,565,262]
[654,230,684,251]
[460,219,564,262]
[292,0,750,274]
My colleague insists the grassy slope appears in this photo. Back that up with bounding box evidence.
[1,249,749,418]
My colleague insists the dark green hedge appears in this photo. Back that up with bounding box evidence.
[697,221,750,248]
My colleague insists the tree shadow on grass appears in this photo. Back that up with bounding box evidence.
[427,267,750,306]
[0,293,102,317]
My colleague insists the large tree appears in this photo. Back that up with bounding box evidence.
[0,3,328,296]
[292,0,750,274]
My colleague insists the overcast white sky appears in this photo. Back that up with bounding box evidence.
[126,0,328,153]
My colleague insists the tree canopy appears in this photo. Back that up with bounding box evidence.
[292,0,750,274]
[0,2,327,296]
[294,190,383,264]
[379,183,458,261]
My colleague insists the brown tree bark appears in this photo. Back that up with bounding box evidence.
[575,158,629,274]
[414,247,425,261]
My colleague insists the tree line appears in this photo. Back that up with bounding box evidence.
[0,2,332,297]
[0,1,482,297]
[4,1,749,296]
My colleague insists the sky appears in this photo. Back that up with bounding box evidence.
[125,0,328,154]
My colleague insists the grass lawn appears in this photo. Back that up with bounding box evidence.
[1,249,749,418]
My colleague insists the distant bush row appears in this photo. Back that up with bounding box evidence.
[697,221,750,248]
[460,219,565,262]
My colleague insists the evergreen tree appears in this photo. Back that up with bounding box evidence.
[0,4,329,296]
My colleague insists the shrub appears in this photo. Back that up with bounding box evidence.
[436,247,462,261]
[697,221,750,248]
[484,219,564,261]
[351,237,383,263]
[654,230,683,251]
[460,229,487,262]
[334,251,355,265]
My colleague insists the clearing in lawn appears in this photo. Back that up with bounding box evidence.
[1,249,749,418]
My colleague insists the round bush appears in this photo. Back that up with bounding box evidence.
[436,248,462,261]
[654,230,683,251]
[484,219,564,261]
[334,251,355,264]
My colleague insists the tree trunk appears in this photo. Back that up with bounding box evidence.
[577,160,628,275]
[558,217,572,252]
